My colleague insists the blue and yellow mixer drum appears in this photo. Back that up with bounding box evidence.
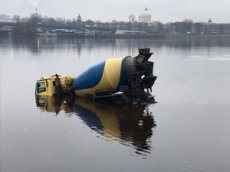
[35,48,157,105]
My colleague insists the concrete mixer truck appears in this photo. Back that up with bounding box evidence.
[35,48,157,105]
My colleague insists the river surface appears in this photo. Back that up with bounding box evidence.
[1,37,230,172]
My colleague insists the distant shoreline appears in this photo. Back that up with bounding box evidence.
[165,33,230,39]
[1,31,230,39]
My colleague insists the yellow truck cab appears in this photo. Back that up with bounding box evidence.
[35,74,74,96]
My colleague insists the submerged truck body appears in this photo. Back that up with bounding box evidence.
[35,48,157,105]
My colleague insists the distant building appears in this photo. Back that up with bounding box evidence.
[138,8,151,23]
[129,14,135,23]
[115,29,146,35]
[129,8,152,23]
[208,18,212,24]
[77,14,82,23]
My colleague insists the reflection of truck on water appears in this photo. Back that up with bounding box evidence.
[35,48,157,105]
[35,96,156,154]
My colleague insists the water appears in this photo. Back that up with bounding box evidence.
[1,37,230,172]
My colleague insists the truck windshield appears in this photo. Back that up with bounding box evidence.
[37,82,46,93]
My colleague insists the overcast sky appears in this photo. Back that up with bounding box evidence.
[0,0,230,23]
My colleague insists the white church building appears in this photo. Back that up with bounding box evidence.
[129,8,152,23]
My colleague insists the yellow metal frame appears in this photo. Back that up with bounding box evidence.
[35,75,74,96]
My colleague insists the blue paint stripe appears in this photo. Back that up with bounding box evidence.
[73,62,105,90]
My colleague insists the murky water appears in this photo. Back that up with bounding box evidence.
[1,37,230,172]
